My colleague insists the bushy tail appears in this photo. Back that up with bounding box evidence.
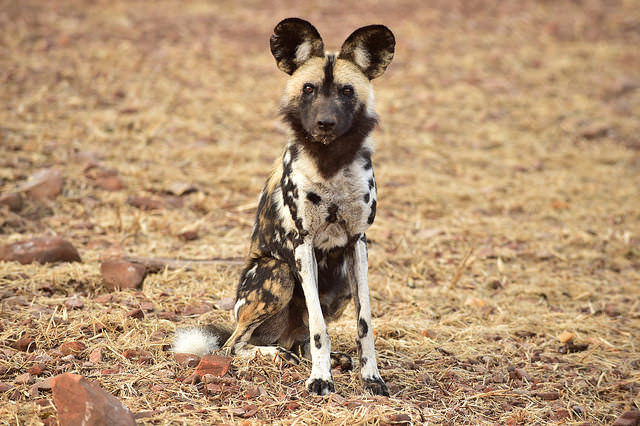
[172,324,233,356]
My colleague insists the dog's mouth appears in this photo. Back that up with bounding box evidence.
[311,131,336,145]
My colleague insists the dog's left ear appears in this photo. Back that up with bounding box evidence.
[339,25,395,80]
[270,18,325,75]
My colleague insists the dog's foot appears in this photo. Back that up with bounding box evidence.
[363,375,389,396]
[330,352,353,371]
[277,347,301,364]
[306,376,335,395]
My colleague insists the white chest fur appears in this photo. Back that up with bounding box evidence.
[284,144,377,251]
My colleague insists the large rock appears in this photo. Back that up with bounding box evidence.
[19,169,64,200]
[0,237,81,264]
[52,373,136,426]
[100,260,147,290]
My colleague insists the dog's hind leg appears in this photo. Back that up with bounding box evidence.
[224,257,295,356]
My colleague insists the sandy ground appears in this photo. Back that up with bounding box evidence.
[1,0,639,424]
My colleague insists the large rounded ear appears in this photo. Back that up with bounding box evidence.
[270,18,325,75]
[338,25,395,80]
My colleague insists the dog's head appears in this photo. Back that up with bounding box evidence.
[271,18,394,145]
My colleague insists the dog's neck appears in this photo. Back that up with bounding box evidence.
[281,104,378,180]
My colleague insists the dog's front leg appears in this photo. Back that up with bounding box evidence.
[347,235,389,396]
[294,238,334,395]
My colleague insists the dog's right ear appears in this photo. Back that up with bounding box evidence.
[270,18,325,75]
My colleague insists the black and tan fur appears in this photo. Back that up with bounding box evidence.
[174,18,395,396]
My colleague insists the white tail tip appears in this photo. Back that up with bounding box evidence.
[172,327,220,356]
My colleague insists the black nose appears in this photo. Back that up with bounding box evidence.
[317,119,336,132]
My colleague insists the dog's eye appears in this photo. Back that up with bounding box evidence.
[341,86,354,96]
[302,83,315,94]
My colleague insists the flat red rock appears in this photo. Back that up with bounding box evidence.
[15,336,36,352]
[100,260,147,290]
[0,236,81,264]
[194,354,232,378]
[614,410,640,426]
[60,341,86,356]
[89,347,103,364]
[52,373,136,426]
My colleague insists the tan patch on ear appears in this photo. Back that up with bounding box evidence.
[295,41,314,65]
[353,47,371,71]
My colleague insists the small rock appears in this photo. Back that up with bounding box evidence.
[386,413,412,424]
[421,329,436,339]
[166,181,198,196]
[181,302,214,316]
[28,365,44,376]
[604,304,621,317]
[214,297,235,311]
[95,176,125,191]
[174,353,201,368]
[19,169,63,200]
[60,354,77,363]
[89,347,103,364]
[127,196,165,210]
[33,354,54,364]
[613,410,640,426]
[465,297,487,308]
[150,330,167,341]
[84,166,125,191]
[551,408,570,421]
[285,401,300,410]
[240,403,259,418]
[0,192,23,212]
[514,368,532,382]
[52,373,136,426]
[194,355,232,378]
[15,373,34,385]
[244,386,260,399]
[95,294,113,304]
[0,382,12,392]
[122,349,153,364]
[29,377,53,397]
[139,301,154,312]
[558,331,575,343]
[64,295,84,310]
[4,295,28,306]
[100,260,147,290]
[60,341,86,356]
[126,308,145,319]
[0,236,81,264]
[182,373,201,385]
[158,311,176,321]
[579,123,611,140]
[178,229,199,241]
[536,391,561,400]
[15,337,36,352]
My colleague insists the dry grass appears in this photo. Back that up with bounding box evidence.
[1,0,640,424]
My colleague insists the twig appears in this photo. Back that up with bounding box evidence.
[445,247,475,290]
[123,255,244,273]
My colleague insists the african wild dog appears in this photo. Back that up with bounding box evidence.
[173,18,395,396]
